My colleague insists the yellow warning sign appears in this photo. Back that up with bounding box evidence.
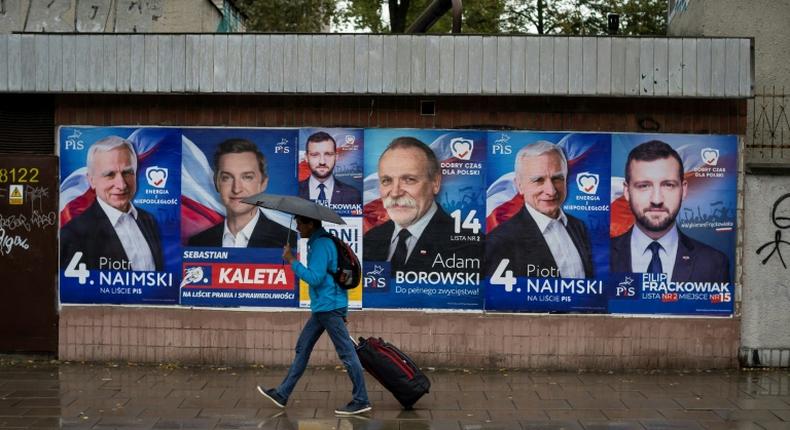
[9,184,23,205]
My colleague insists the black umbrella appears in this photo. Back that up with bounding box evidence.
[242,192,346,225]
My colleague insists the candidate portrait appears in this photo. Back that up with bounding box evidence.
[60,136,164,271]
[484,141,594,279]
[187,138,296,248]
[610,140,730,283]
[298,131,361,205]
[363,137,477,272]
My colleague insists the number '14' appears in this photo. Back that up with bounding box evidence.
[450,209,481,234]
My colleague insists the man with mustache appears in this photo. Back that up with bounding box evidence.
[188,138,295,248]
[60,136,164,271]
[610,140,730,282]
[298,131,361,205]
[484,141,593,279]
[363,137,476,272]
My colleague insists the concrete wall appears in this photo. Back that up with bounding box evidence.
[741,175,790,367]
[668,0,789,91]
[0,0,232,34]
[669,0,790,368]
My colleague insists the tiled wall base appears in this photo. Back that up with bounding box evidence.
[59,306,739,369]
[740,347,790,368]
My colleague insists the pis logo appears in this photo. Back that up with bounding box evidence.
[275,138,290,154]
[491,133,512,155]
[575,172,599,195]
[450,137,474,160]
[701,148,719,166]
[363,265,388,291]
[146,166,168,188]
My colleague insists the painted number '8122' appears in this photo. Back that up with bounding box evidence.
[0,168,40,183]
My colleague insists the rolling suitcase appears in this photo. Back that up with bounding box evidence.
[354,336,431,409]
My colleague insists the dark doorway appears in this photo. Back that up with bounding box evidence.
[0,155,59,353]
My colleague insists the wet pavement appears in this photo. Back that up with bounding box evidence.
[0,357,789,429]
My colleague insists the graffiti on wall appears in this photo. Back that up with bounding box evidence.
[668,0,691,24]
[756,193,790,269]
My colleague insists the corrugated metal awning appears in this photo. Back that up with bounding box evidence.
[0,34,753,98]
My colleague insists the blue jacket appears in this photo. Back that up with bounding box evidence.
[290,227,348,313]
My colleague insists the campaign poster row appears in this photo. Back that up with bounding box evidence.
[59,127,737,316]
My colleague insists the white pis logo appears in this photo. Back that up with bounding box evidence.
[146,166,168,188]
[576,172,599,195]
[450,137,474,160]
[275,138,290,154]
[701,148,719,166]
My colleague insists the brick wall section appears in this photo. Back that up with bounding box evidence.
[55,94,745,369]
[59,307,739,370]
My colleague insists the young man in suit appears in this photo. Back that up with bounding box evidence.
[484,141,594,279]
[298,131,361,205]
[188,138,295,248]
[363,137,476,272]
[60,136,164,271]
[610,140,730,282]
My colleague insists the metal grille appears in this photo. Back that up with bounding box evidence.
[0,96,55,155]
[747,87,790,159]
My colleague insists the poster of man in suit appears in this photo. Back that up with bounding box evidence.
[362,129,485,310]
[59,127,182,305]
[297,128,363,216]
[608,134,737,316]
[296,128,364,310]
[484,132,611,313]
[179,128,299,308]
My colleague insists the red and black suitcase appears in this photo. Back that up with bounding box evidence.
[354,337,431,409]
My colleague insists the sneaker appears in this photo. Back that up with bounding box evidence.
[256,386,286,408]
[334,401,372,415]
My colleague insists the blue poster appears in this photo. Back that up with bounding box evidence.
[297,128,364,216]
[608,134,737,315]
[362,129,486,309]
[59,127,182,304]
[485,132,611,313]
[179,128,299,308]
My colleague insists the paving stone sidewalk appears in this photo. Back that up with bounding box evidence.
[0,358,789,429]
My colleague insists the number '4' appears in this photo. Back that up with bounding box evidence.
[64,252,90,284]
[491,259,516,292]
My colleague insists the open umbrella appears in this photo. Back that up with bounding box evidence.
[242,192,346,225]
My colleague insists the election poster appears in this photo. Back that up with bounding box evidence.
[57,126,738,317]
[298,217,363,309]
[59,127,182,304]
[297,128,364,216]
[362,129,485,309]
[179,128,300,308]
[484,132,611,313]
[297,128,364,309]
[608,134,737,315]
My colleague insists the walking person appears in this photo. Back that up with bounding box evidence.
[257,215,371,415]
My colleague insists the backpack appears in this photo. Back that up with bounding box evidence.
[321,233,361,290]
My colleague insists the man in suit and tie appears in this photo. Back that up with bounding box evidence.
[298,131,361,205]
[60,136,164,271]
[610,140,730,282]
[363,137,477,273]
[188,138,295,248]
[484,141,594,279]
